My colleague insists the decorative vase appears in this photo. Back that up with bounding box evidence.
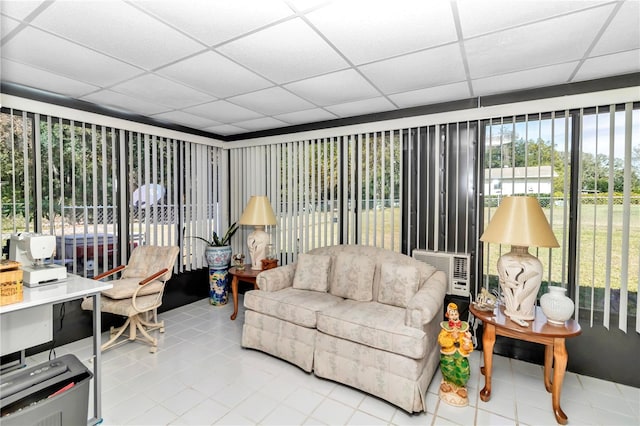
[540,286,574,325]
[205,246,232,305]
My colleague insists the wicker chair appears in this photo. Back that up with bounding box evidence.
[81,245,179,353]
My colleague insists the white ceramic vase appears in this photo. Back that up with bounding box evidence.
[540,286,574,325]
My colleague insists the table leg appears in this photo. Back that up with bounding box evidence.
[91,292,102,424]
[230,276,240,320]
[480,322,496,402]
[544,344,553,392]
[552,338,569,425]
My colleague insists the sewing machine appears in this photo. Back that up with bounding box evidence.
[8,233,67,287]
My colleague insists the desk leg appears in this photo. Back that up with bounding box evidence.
[552,338,569,425]
[92,292,102,424]
[480,323,496,402]
[544,344,553,392]
[230,276,240,321]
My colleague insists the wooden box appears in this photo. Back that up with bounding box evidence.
[0,260,23,306]
[261,258,279,271]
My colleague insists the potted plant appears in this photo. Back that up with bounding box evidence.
[191,222,239,306]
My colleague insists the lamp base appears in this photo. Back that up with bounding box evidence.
[247,226,269,270]
[497,246,543,321]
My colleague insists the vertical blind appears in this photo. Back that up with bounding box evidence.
[0,107,226,277]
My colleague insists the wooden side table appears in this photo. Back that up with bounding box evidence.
[470,304,581,425]
[228,266,261,321]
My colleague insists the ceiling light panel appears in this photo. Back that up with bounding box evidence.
[284,69,379,106]
[156,51,273,98]
[133,0,294,46]
[306,0,457,65]
[110,74,215,109]
[359,43,466,94]
[218,18,348,83]
[29,1,204,69]
[228,86,315,116]
[465,4,616,79]
[2,26,142,86]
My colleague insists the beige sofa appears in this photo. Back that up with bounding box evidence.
[241,244,447,413]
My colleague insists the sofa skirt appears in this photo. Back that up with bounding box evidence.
[241,310,316,372]
[313,332,440,413]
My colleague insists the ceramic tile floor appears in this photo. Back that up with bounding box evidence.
[28,297,640,425]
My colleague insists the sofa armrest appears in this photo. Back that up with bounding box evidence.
[405,270,447,328]
[256,263,296,292]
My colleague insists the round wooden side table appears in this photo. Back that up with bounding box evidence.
[470,303,581,425]
[228,266,261,320]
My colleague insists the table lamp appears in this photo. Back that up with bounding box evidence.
[480,196,559,321]
[238,195,277,270]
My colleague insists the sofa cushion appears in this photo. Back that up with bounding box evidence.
[243,287,343,328]
[317,300,427,359]
[378,263,420,308]
[293,253,332,292]
[330,255,376,301]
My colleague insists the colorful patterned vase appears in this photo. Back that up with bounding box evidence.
[209,268,229,306]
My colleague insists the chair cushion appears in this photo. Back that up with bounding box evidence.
[81,293,159,316]
[243,287,343,328]
[317,300,427,359]
[101,278,163,300]
[329,255,375,301]
[293,253,332,292]
[121,245,179,282]
[377,262,420,308]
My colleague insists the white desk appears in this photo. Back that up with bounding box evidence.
[0,274,112,425]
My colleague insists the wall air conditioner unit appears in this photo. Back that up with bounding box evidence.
[412,250,471,297]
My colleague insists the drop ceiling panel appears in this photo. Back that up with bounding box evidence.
[389,82,471,108]
[575,50,640,82]
[2,59,99,98]
[30,1,204,70]
[457,0,606,38]
[110,74,215,109]
[306,0,457,65]
[274,108,337,125]
[81,89,171,116]
[360,44,466,94]
[1,0,638,138]
[0,0,47,20]
[591,1,640,56]
[134,0,294,46]
[284,69,380,106]
[465,4,616,79]
[184,100,263,123]
[228,86,315,116]
[156,51,272,98]
[234,116,288,131]
[325,97,396,118]
[218,17,348,83]
[472,62,579,97]
[2,26,142,86]
[151,110,221,129]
